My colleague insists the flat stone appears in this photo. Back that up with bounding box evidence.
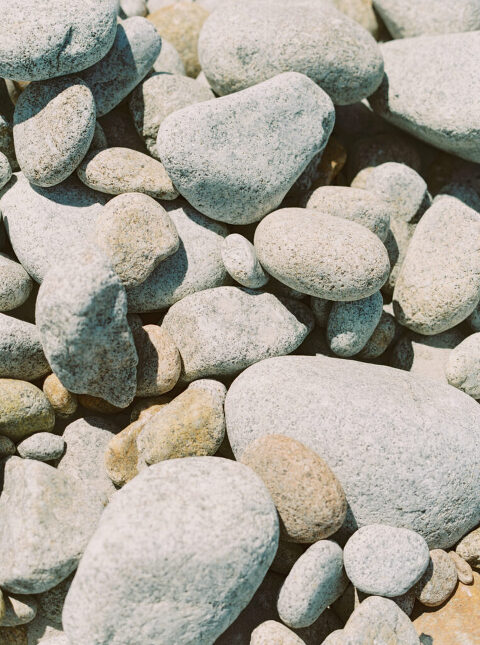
[369,32,480,163]
[225,355,480,549]
[0,593,37,627]
[221,234,268,289]
[63,457,279,645]
[79,17,162,117]
[0,254,33,311]
[0,0,118,81]
[254,208,389,300]
[456,526,480,568]
[162,286,312,381]
[327,292,383,357]
[278,541,348,628]
[448,552,473,585]
[198,0,383,104]
[0,379,54,442]
[13,77,95,187]
[77,147,178,199]
[251,621,306,645]
[445,333,480,398]
[0,314,50,381]
[94,193,179,287]
[343,596,420,644]
[42,374,78,419]
[17,432,65,461]
[36,247,138,407]
[152,39,186,75]
[0,150,12,189]
[157,73,335,224]
[414,549,458,607]
[0,457,103,593]
[241,435,346,544]
[126,202,229,312]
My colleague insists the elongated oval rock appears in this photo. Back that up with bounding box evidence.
[198,0,383,104]
[221,234,268,289]
[0,253,32,311]
[63,457,279,645]
[0,314,50,381]
[157,72,335,224]
[0,379,54,442]
[254,208,390,300]
[225,355,480,549]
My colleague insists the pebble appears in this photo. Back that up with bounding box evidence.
[0,253,33,311]
[342,596,420,644]
[162,286,312,381]
[94,193,179,287]
[198,0,384,104]
[254,208,390,300]
[152,39,186,75]
[17,432,65,462]
[0,150,12,189]
[277,541,348,628]
[221,234,269,289]
[157,73,335,224]
[13,77,95,187]
[306,186,391,241]
[77,147,178,199]
[0,314,50,381]
[0,0,118,81]
[119,0,147,18]
[148,1,209,77]
[393,197,480,334]
[0,456,103,593]
[225,355,480,549]
[79,17,161,117]
[42,374,78,419]
[63,457,279,645]
[126,203,229,312]
[414,549,458,607]
[36,247,138,407]
[104,416,150,487]
[445,333,480,398]
[448,551,473,585]
[456,526,480,568]
[0,435,16,457]
[327,292,383,357]
[357,309,397,360]
[0,594,37,627]
[137,379,226,465]
[129,73,214,159]
[250,621,306,645]
[241,435,346,543]
[369,32,480,163]
[0,379,54,442]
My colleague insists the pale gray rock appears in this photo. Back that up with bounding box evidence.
[0,113,16,171]
[129,73,214,158]
[278,541,348,629]
[369,33,480,163]
[0,456,103,594]
[119,0,147,17]
[79,18,162,117]
[393,197,480,334]
[343,524,429,597]
[0,150,11,189]
[342,596,419,645]
[63,457,279,645]
[13,77,96,187]
[17,432,65,462]
[0,253,33,311]
[306,186,390,241]
[327,292,383,357]
[0,172,107,283]
[152,40,186,75]
[157,73,335,224]
[445,332,480,398]
[251,622,306,645]
[0,0,118,81]
[162,286,312,381]
[0,592,37,626]
[372,0,480,38]
[254,208,390,300]
[221,234,268,289]
[126,202,229,312]
[225,355,480,549]
[36,247,138,407]
[414,549,458,607]
[198,0,384,104]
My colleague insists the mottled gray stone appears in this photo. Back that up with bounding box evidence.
[306,186,390,241]
[342,596,419,645]
[63,457,279,645]
[445,332,480,398]
[357,309,397,360]
[0,379,55,442]
[126,202,229,312]
[198,0,383,104]
[17,433,65,462]
[414,549,457,607]
[225,355,480,549]
[0,592,37,626]
[251,621,306,645]
[254,208,389,300]
[152,40,186,75]
[372,0,480,38]
[221,234,268,289]
[456,526,480,568]
[0,457,103,594]
[0,172,107,283]
[162,286,312,381]
[393,197,480,334]
[327,292,383,357]
[36,247,138,407]
[13,78,95,187]
[0,254,33,311]
[129,73,214,158]
[278,541,348,628]
[79,18,162,117]
[0,0,118,81]
[369,33,480,163]
[157,73,335,224]
[0,150,12,189]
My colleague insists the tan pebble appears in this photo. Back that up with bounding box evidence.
[78,394,124,415]
[0,379,54,442]
[250,620,306,645]
[414,549,458,607]
[130,322,181,397]
[449,551,474,585]
[456,526,480,569]
[241,434,347,543]
[43,374,78,418]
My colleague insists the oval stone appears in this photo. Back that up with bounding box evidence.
[0,379,54,442]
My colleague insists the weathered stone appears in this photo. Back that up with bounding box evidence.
[42,374,78,419]
[357,309,397,360]
[221,234,268,289]
[448,551,473,585]
[0,254,33,311]
[152,39,185,75]
[0,379,54,442]
[327,292,383,357]
[445,333,480,398]
[250,621,306,645]
[0,435,15,457]
[130,322,181,397]
[414,549,458,607]
[17,433,65,462]
[0,150,12,189]
[456,526,480,568]
[343,596,419,644]
[0,314,50,381]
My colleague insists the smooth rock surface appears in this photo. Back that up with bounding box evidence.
[131,322,181,397]
[414,549,458,607]
[0,254,33,311]
[17,433,65,461]
[221,234,268,289]
[0,379,54,442]
[152,39,186,75]
[327,292,383,357]
[0,314,50,380]
[446,333,480,398]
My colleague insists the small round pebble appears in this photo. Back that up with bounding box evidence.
[456,526,480,568]
[448,551,473,585]
[445,333,480,398]
[327,291,383,357]
[0,254,32,312]
[414,549,458,607]
[43,374,78,419]
[17,432,65,462]
[0,314,50,381]
[152,39,186,75]
[221,234,269,289]
[0,151,12,189]
[0,379,55,442]
[250,621,306,645]
[343,524,430,597]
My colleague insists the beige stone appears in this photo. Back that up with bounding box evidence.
[130,323,181,397]
[0,593,37,627]
[43,374,78,419]
[414,549,458,607]
[456,526,480,568]
[0,379,54,442]
[130,396,171,422]
[250,620,306,645]
[449,551,474,585]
